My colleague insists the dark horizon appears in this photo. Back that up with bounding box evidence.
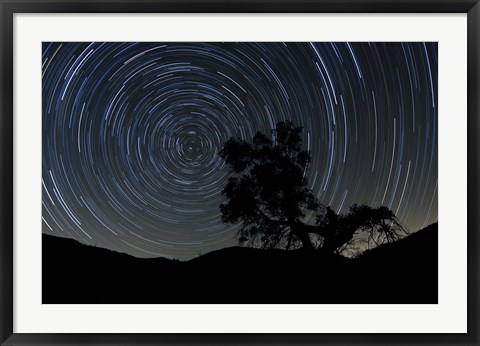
[42,221,438,260]
[42,222,438,304]
[42,42,438,260]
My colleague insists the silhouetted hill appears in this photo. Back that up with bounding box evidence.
[43,223,437,304]
[359,222,437,260]
[353,223,438,303]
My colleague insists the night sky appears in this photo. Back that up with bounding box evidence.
[42,42,438,260]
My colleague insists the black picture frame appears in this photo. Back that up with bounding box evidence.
[1,1,479,345]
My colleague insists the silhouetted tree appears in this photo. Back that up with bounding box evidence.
[219,121,406,254]
[219,121,318,250]
[316,204,407,255]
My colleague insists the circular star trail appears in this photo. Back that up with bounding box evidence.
[42,42,438,259]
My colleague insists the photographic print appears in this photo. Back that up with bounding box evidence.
[42,42,438,304]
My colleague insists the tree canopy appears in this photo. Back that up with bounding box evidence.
[219,121,406,254]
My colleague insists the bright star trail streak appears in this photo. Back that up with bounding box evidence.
[42,42,438,260]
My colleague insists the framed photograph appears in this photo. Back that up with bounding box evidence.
[1,0,479,345]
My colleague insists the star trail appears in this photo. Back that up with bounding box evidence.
[42,42,438,260]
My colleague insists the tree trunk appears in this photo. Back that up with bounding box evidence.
[293,227,314,250]
[321,236,338,253]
